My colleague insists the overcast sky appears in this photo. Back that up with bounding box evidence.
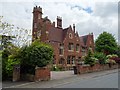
[0,0,119,44]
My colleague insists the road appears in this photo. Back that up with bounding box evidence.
[55,72,118,88]
[2,69,119,88]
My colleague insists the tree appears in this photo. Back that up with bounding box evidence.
[116,45,120,57]
[95,32,117,55]
[84,48,96,66]
[2,43,20,80]
[94,52,106,64]
[20,39,54,74]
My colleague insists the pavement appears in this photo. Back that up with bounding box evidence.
[2,69,119,88]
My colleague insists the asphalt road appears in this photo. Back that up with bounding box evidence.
[2,69,119,88]
[55,72,118,88]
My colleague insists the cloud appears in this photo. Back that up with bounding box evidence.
[0,0,119,46]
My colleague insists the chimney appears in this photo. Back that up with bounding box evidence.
[73,24,75,32]
[53,22,55,27]
[57,16,62,28]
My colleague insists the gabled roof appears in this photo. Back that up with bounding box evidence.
[48,27,63,43]
[63,27,69,40]
[80,37,85,47]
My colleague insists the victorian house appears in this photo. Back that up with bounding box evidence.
[32,6,94,70]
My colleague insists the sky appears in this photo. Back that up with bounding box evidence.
[0,0,119,45]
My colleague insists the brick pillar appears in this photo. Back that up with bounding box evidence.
[13,64,20,82]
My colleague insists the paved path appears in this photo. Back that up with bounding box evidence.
[51,71,74,80]
[2,69,118,88]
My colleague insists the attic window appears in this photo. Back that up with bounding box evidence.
[69,33,73,39]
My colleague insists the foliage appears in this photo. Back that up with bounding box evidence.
[110,57,120,63]
[2,44,21,80]
[94,52,106,64]
[6,55,20,77]
[106,54,118,59]
[20,39,53,74]
[116,45,120,57]
[0,50,2,80]
[84,48,96,66]
[51,66,62,71]
[0,16,31,47]
[106,59,116,64]
[95,32,117,55]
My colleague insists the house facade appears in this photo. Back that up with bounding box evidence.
[32,6,95,70]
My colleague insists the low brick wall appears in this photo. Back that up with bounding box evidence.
[21,67,50,82]
[77,64,118,74]
[35,67,50,81]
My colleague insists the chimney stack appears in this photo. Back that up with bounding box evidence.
[57,16,62,28]
[73,24,75,32]
[53,22,55,27]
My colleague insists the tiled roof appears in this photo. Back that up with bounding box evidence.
[48,27,63,43]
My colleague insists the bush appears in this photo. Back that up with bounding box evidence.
[5,55,20,77]
[106,59,116,65]
[94,52,106,64]
[20,40,53,74]
[106,55,113,59]
[84,48,96,66]
[51,66,61,71]
[2,44,21,80]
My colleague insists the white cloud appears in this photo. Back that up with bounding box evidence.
[0,0,119,46]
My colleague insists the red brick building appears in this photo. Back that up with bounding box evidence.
[32,6,95,70]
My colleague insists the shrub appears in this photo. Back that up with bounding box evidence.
[94,52,106,64]
[84,48,96,66]
[110,57,120,63]
[106,59,116,65]
[51,66,61,71]
[2,44,21,80]
[106,54,118,59]
[20,40,53,74]
[5,55,20,77]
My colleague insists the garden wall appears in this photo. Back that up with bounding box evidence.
[76,64,118,74]
[19,67,50,82]
[35,67,50,81]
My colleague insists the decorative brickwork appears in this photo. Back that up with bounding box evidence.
[32,6,95,70]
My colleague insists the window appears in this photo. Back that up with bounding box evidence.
[37,31,41,38]
[59,58,64,64]
[72,56,75,64]
[81,47,86,56]
[68,43,74,50]
[67,56,71,64]
[69,33,73,39]
[53,55,56,64]
[76,44,79,51]
[34,23,37,28]
[38,14,40,19]
[59,49,63,55]
[59,44,64,55]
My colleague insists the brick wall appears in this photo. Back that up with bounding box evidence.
[35,67,50,81]
[77,64,118,74]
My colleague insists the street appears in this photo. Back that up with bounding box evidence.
[55,71,118,88]
[2,69,119,88]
